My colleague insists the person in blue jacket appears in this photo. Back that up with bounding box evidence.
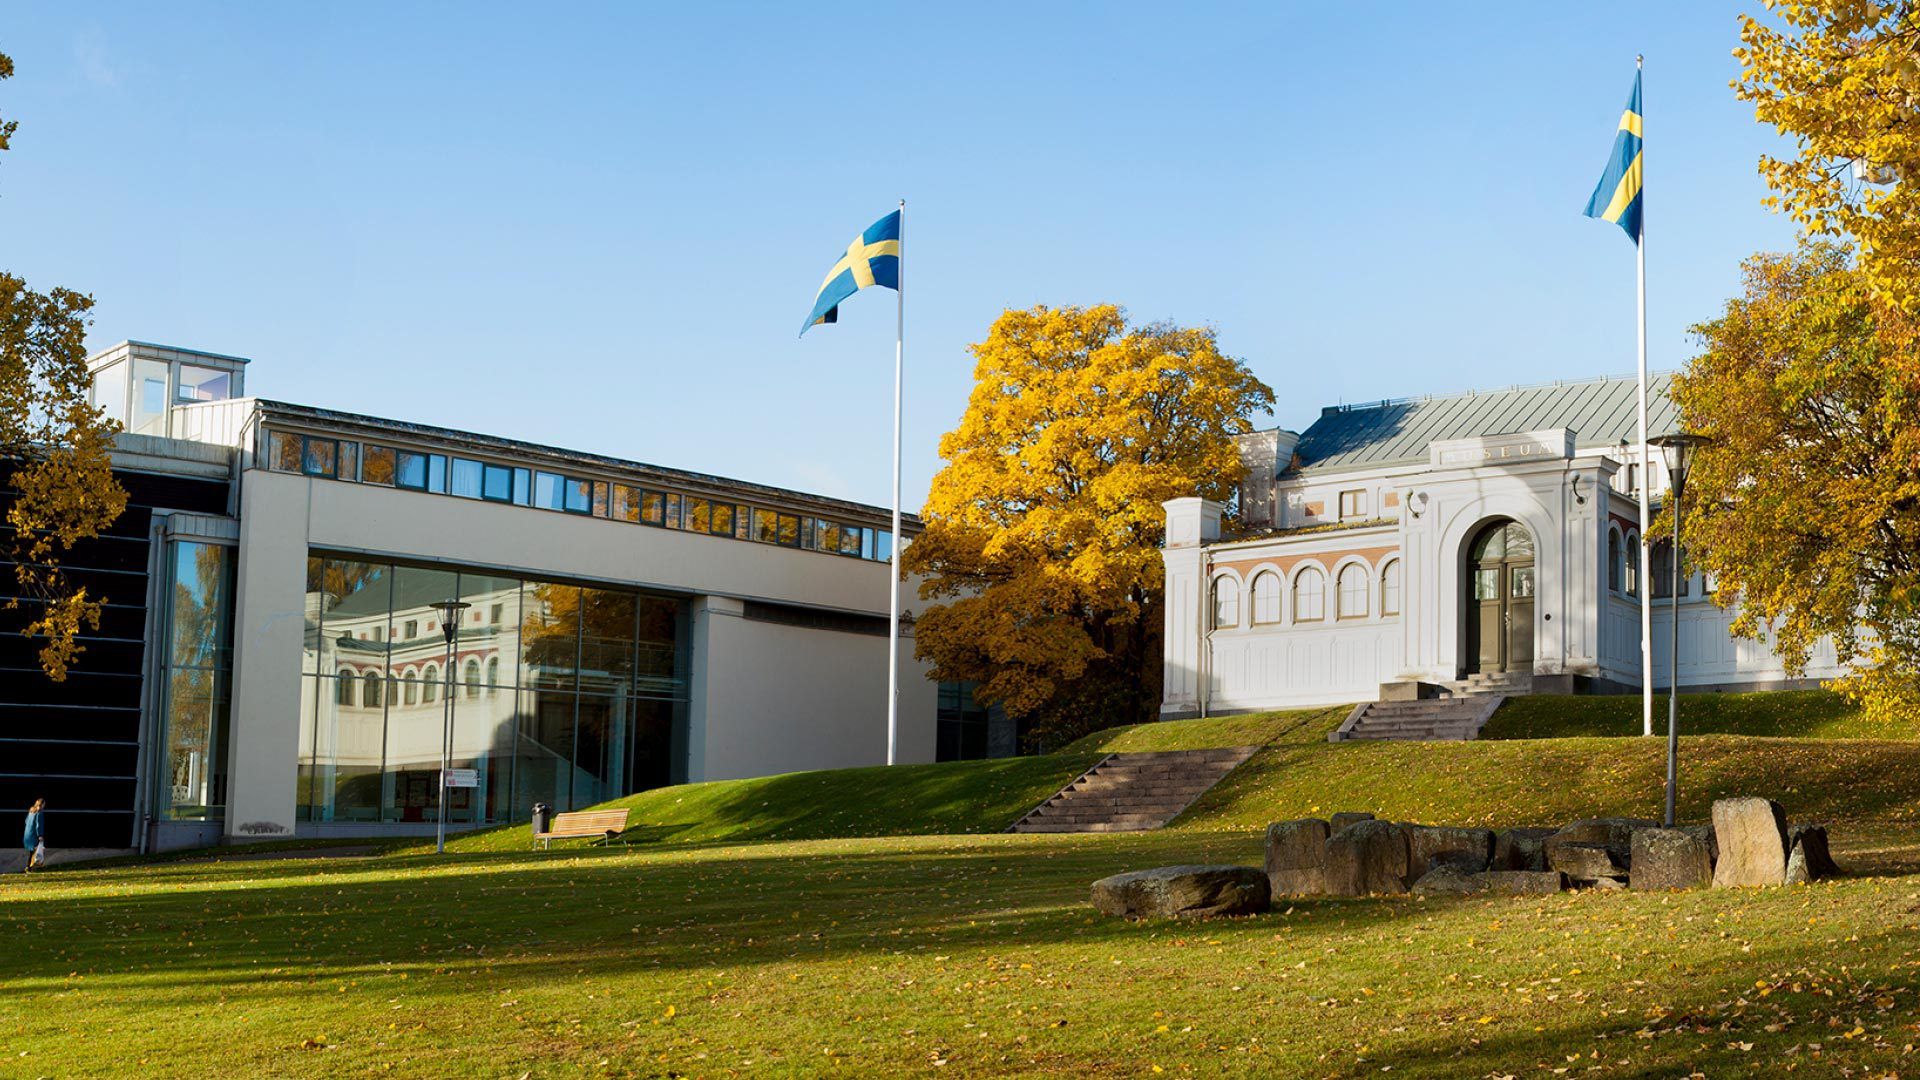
[22,798,45,871]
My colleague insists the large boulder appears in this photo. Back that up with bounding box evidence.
[1712,797,1790,888]
[1679,823,1719,865]
[1785,824,1839,884]
[1325,820,1411,895]
[1478,870,1566,895]
[1330,811,1376,832]
[1492,828,1555,872]
[1406,825,1495,875]
[1550,818,1660,865]
[1629,828,1712,891]
[1547,842,1625,884]
[1091,865,1271,919]
[1264,819,1330,896]
[1411,866,1483,896]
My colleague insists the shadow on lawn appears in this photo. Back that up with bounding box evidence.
[0,833,1437,993]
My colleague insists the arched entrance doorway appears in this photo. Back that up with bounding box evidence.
[1464,519,1535,675]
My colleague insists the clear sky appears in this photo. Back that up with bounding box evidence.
[2,3,1796,512]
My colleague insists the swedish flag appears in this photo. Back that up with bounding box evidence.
[800,210,901,335]
[1584,72,1644,241]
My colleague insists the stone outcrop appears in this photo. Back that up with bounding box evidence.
[1264,819,1330,896]
[1330,811,1376,832]
[1712,797,1790,888]
[1411,866,1482,895]
[1547,841,1625,884]
[1478,870,1567,895]
[1629,828,1712,891]
[1785,824,1839,884]
[1325,820,1410,895]
[1492,828,1554,872]
[1406,825,1495,875]
[1091,865,1271,918]
[1551,818,1659,865]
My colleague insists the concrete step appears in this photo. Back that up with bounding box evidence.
[1008,746,1260,834]
[1330,696,1504,743]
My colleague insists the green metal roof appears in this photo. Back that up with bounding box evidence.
[1291,373,1678,474]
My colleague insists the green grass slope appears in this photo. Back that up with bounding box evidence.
[1061,705,1348,754]
[439,752,1103,853]
[1176,732,1920,830]
[1481,688,1894,739]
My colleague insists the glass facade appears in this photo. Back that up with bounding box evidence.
[264,425,894,564]
[298,555,688,825]
[158,541,236,819]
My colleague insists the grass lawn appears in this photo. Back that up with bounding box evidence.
[10,702,1920,1076]
[6,828,1920,1077]
[1481,688,1892,740]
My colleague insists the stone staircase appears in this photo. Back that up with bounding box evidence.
[1444,671,1534,696]
[1328,695,1506,742]
[1008,747,1260,834]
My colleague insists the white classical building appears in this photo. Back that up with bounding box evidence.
[1161,375,1845,717]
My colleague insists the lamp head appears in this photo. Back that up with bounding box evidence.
[428,599,472,645]
[1649,432,1711,485]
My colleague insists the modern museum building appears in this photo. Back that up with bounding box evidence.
[2,342,952,855]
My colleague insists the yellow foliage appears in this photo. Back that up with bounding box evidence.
[905,305,1272,745]
[1736,3,1920,312]
[0,51,129,680]
[1675,241,1920,718]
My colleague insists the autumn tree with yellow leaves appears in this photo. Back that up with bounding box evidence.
[1675,242,1920,721]
[0,48,129,678]
[905,305,1272,747]
[1737,2,1920,311]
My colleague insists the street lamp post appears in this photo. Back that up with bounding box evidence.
[428,599,471,855]
[1649,433,1709,828]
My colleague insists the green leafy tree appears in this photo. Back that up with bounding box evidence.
[0,49,129,678]
[905,304,1272,748]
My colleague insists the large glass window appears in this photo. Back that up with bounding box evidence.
[299,558,688,826]
[450,458,485,499]
[176,364,232,403]
[157,541,236,820]
[362,445,398,486]
[396,450,431,490]
[92,362,128,423]
[130,357,170,436]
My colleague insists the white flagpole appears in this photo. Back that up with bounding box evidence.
[1635,54,1653,739]
[887,199,905,766]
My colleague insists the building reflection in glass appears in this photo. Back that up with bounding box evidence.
[298,556,688,825]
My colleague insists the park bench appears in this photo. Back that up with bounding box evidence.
[532,808,631,850]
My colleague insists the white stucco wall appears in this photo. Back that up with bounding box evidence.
[226,467,935,840]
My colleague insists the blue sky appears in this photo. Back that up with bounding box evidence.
[2,3,1796,511]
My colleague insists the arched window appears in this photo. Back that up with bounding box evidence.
[1380,559,1402,616]
[1650,539,1690,599]
[423,664,438,703]
[1293,567,1326,622]
[335,675,355,706]
[464,658,482,699]
[362,671,382,708]
[1250,571,1282,624]
[486,657,500,688]
[403,669,418,706]
[1608,528,1623,593]
[1210,576,1239,630]
[1337,564,1370,618]
[1624,532,1640,597]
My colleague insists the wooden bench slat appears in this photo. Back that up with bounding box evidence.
[533,808,632,847]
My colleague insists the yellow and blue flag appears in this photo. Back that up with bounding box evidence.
[1584,72,1643,241]
[800,210,901,335]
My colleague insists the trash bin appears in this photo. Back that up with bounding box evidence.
[531,802,552,837]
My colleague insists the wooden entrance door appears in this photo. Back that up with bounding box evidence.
[1466,520,1535,674]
